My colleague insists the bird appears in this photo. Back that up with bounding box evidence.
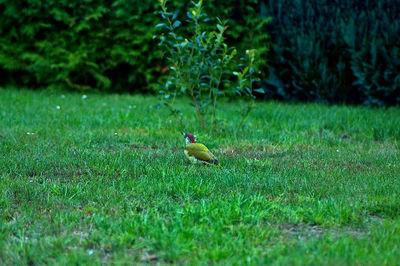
[181,132,220,166]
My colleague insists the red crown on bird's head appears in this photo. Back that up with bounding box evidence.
[182,132,196,143]
[187,133,195,143]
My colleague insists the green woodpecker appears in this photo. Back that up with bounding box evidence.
[181,132,220,166]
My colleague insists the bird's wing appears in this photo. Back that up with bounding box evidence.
[187,143,219,164]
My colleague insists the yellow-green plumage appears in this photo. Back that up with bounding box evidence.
[186,143,218,162]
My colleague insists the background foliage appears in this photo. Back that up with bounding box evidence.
[0,0,267,94]
[0,0,161,93]
[0,0,398,106]
[259,0,400,106]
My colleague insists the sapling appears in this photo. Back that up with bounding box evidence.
[155,0,259,133]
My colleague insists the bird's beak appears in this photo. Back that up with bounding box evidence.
[181,132,185,136]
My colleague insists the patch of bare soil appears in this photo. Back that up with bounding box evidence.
[280,216,385,241]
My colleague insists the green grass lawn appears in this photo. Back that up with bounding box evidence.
[1,88,399,265]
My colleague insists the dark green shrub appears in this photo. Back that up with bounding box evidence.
[0,0,270,94]
[0,0,163,92]
[259,0,400,106]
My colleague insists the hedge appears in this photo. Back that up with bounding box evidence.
[259,0,400,106]
[0,0,399,106]
[0,0,268,94]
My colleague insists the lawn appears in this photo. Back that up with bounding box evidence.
[0,88,399,265]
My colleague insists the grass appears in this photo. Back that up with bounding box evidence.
[0,88,399,265]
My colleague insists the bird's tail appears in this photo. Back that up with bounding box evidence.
[213,159,221,166]
[203,159,221,166]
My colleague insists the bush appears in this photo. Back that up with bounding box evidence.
[0,0,270,94]
[154,0,259,132]
[4,0,397,107]
[258,0,400,106]
[0,0,164,92]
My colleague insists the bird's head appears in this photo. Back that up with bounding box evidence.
[181,132,196,144]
